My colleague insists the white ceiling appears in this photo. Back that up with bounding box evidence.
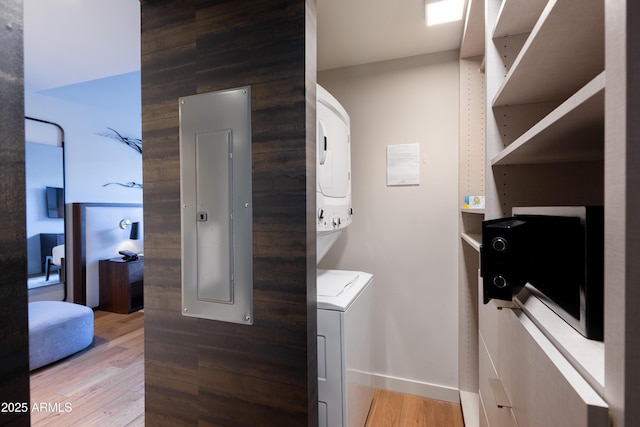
[24,0,141,92]
[24,0,465,91]
[318,0,465,71]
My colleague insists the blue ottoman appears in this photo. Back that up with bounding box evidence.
[28,301,94,371]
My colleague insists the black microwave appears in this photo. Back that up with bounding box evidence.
[480,206,604,341]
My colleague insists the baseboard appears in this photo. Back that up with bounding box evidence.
[370,373,460,404]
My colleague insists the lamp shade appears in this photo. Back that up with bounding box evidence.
[130,222,140,240]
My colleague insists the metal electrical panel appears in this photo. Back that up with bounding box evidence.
[179,86,253,325]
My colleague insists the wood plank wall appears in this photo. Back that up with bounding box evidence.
[0,1,30,426]
[141,1,318,426]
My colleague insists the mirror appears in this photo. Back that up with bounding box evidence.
[25,117,66,298]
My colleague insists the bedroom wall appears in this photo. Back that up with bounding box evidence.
[0,1,31,425]
[24,73,142,205]
[318,50,460,401]
[84,205,144,307]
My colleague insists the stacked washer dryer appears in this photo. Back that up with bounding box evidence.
[316,85,374,427]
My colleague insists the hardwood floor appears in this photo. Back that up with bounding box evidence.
[30,310,144,426]
[30,310,463,427]
[365,389,465,427]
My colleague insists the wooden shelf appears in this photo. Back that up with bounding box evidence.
[493,0,548,38]
[460,0,485,59]
[492,0,604,107]
[462,208,485,215]
[461,233,482,252]
[492,72,604,166]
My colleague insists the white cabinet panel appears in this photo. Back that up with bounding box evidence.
[479,334,518,427]
[480,307,608,426]
[498,308,608,427]
[479,395,489,427]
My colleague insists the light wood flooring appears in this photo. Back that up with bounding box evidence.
[30,310,144,426]
[30,310,464,426]
[365,389,464,427]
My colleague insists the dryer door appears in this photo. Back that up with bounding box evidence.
[317,92,350,200]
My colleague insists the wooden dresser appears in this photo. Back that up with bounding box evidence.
[99,257,144,314]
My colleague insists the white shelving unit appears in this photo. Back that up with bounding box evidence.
[460,0,485,59]
[492,0,604,107]
[482,0,608,423]
[493,0,547,38]
[458,2,485,427]
[456,0,640,425]
[492,72,605,165]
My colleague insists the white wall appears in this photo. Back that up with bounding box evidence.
[318,50,460,402]
[25,74,142,205]
[85,205,144,308]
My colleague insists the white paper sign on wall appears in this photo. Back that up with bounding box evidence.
[386,143,420,186]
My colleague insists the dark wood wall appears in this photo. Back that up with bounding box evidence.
[141,1,318,426]
[0,1,30,426]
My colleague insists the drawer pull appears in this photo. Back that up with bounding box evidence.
[488,378,512,408]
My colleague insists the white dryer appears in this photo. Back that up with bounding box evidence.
[317,269,374,427]
[316,84,352,263]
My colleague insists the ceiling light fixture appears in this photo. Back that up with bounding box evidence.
[426,0,465,26]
